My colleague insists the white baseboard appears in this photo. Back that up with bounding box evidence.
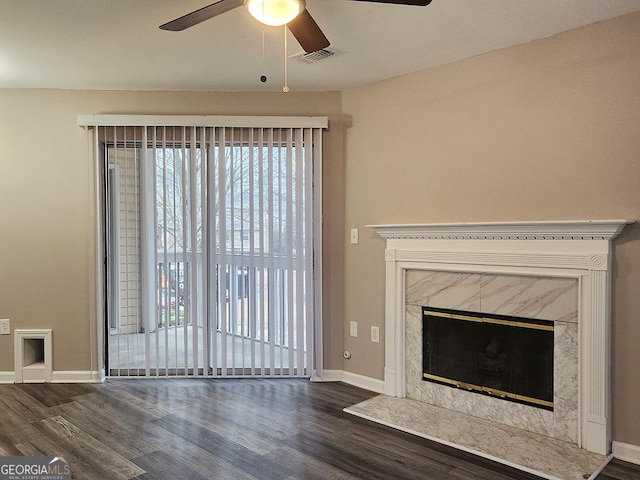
[316,370,344,382]
[341,371,385,393]
[0,370,103,384]
[51,371,103,383]
[312,369,384,394]
[613,441,640,465]
[5,367,383,390]
[0,371,16,384]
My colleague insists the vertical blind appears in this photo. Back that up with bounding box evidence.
[80,115,326,379]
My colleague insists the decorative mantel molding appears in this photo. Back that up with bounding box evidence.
[369,220,633,456]
[367,220,631,241]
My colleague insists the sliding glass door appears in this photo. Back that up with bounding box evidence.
[100,122,322,378]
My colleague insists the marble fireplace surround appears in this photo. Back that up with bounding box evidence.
[367,220,631,456]
[405,271,578,444]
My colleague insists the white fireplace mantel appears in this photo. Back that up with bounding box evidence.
[367,220,629,241]
[368,220,632,456]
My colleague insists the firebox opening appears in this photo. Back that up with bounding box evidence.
[422,307,554,411]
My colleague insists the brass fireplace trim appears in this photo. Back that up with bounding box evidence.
[423,372,554,409]
[423,309,554,332]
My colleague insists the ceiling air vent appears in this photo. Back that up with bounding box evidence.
[290,48,338,65]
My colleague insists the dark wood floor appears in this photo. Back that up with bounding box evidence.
[0,379,638,480]
[598,459,640,480]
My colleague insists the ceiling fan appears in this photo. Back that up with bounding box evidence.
[160,0,433,54]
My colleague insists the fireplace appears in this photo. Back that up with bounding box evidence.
[368,220,631,455]
[422,307,554,410]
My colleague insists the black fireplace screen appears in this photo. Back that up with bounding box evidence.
[422,307,554,410]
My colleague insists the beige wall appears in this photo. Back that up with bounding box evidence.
[342,12,640,446]
[0,89,345,372]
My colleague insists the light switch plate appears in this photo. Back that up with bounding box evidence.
[350,321,358,337]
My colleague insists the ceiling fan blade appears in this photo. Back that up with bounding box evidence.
[287,9,330,53]
[348,0,432,5]
[160,0,244,31]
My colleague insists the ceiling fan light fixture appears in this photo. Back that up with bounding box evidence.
[245,0,305,27]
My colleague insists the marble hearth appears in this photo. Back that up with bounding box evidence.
[345,221,631,479]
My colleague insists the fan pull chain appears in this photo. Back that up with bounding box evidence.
[283,26,290,93]
[260,26,267,83]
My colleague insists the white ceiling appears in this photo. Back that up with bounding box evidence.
[1,0,640,92]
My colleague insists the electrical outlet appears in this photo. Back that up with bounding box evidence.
[0,319,10,335]
[350,228,359,244]
[350,321,358,337]
[371,326,380,343]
